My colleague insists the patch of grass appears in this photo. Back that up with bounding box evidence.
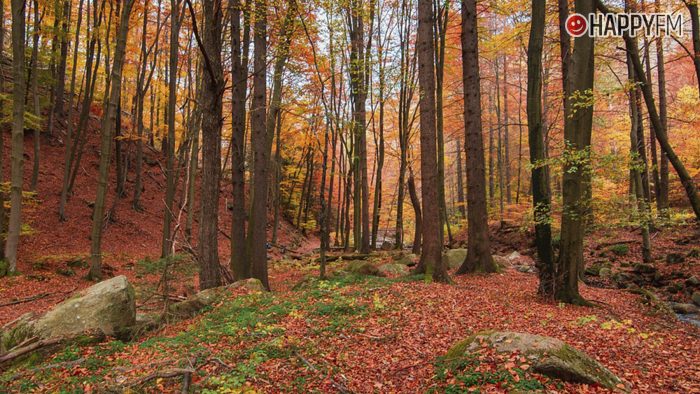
[609,244,630,256]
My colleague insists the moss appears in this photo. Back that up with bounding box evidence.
[0,259,8,277]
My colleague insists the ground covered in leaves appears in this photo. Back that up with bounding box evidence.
[2,256,699,393]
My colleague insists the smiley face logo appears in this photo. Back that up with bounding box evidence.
[566,13,588,37]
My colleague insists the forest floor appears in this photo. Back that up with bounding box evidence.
[1,117,700,393]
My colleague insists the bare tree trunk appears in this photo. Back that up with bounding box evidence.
[413,0,449,282]
[0,0,6,259]
[407,169,422,255]
[527,0,555,297]
[194,0,224,289]
[5,0,27,273]
[556,0,594,305]
[89,0,135,280]
[247,0,270,289]
[29,0,41,191]
[655,0,669,217]
[455,138,466,219]
[457,0,495,274]
[162,0,181,258]
[685,0,700,97]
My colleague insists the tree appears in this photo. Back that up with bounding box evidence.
[190,0,225,289]
[414,0,449,283]
[247,0,270,289]
[162,0,183,258]
[654,0,669,217]
[4,0,27,273]
[229,0,250,279]
[88,0,136,280]
[556,0,595,305]
[526,0,555,296]
[457,0,496,274]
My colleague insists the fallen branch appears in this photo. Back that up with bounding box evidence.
[0,337,64,367]
[0,293,50,308]
[294,351,352,394]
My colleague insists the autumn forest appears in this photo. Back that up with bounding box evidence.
[0,0,699,392]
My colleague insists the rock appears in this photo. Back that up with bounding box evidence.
[633,263,657,275]
[380,241,394,251]
[515,265,536,274]
[685,276,700,288]
[394,253,418,266]
[666,253,685,264]
[669,302,699,314]
[377,263,410,277]
[446,331,624,391]
[492,255,510,269]
[168,278,264,320]
[692,292,700,307]
[443,248,468,269]
[1,276,136,352]
[666,282,683,294]
[599,267,612,278]
[34,276,136,340]
[345,260,384,276]
[507,251,522,262]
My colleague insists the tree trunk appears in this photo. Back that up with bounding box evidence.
[655,0,669,217]
[527,0,555,297]
[413,0,449,282]
[247,0,270,289]
[455,138,466,219]
[89,0,135,280]
[29,0,41,191]
[685,1,700,97]
[457,0,496,274]
[5,0,27,273]
[408,170,422,255]
[162,0,181,258]
[196,0,225,289]
[229,0,250,279]
[556,0,595,305]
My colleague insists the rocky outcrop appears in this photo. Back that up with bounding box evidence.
[443,249,467,269]
[168,278,264,320]
[377,263,410,277]
[446,331,625,391]
[2,276,136,352]
[344,260,384,276]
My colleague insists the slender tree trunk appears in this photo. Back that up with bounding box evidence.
[455,138,466,219]
[556,0,595,305]
[162,0,181,258]
[29,0,41,191]
[655,0,669,217]
[685,1,700,96]
[408,169,422,255]
[527,0,555,297]
[5,0,27,273]
[195,0,225,289]
[457,0,496,274]
[247,0,270,289]
[89,0,135,280]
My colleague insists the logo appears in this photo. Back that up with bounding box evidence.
[565,12,684,37]
[566,14,589,37]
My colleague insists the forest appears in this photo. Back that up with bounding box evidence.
[0,0,699,391]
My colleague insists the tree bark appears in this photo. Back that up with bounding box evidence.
[457,0,496,274]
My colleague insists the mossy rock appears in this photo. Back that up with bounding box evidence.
[377,263,410,277]
[345,260,384,276]
[446,331,625,391]
[168,278,265,320]
[443,248,468,269]
[394,253,418,266]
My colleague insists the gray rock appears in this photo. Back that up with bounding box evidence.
[492,255,510,269]
[685,276,700,288]
[443,248,468,269]
[1,276,136,352]
[377,263,410,277]
[395,253,418,266]
[446,331,625,391]
[669,302,699,314]
[345,260,384,276]
[692,291,700,307]
[599,267,612,278]
[633,263,657,275]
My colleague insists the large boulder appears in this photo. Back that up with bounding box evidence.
[168,278,264,320]
[394,253,418,266]
[443,248,468,269]
[446,331,624,391]
[377,263,410,277]
[2,276,136,352]
[345,260,384,276]
[692,291,700,307]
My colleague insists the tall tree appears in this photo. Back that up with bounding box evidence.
[457,0,496,274]
[556,0,595,304]
[414,0,449,282]
[527,0,555,296]
[5,0,27,273]
[191,0,225,289]
[683,0,700,96]
[88,0,136,280]
[247,0,270,289]
[654,0,669,217]
[229,0,250,279]
[162,0,182,258]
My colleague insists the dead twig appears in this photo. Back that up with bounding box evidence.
[293,350,353,394]
[0,293,50,308]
